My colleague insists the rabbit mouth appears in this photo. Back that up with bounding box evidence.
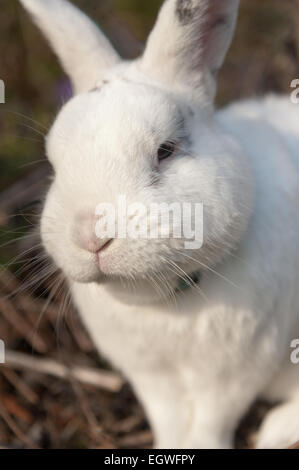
[96,240,114,270]
[96,239,114,256]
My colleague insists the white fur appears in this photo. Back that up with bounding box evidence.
[19,0,120,93]
[20,0,299,448]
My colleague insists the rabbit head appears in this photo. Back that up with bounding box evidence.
[20,0,254,288]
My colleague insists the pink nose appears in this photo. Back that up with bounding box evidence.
[73,211,111,254]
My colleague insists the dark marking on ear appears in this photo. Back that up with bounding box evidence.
[176,0,197,25]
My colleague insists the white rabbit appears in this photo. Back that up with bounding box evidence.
[19,0,299,449]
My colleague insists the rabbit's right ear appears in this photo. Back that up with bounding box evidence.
[19,0,120,94]
[141,0,239,105]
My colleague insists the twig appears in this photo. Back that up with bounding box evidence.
[0,297,49,353]
[69,376,116,448]
[0,165,49,226]
[0,367,38,404]
[118,430,153,449]
[65,311,94,353]
[4,350,124,393]
[0,399,39,449]
[287,0,299,59]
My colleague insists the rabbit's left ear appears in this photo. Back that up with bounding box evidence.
[141,0,239,104]
[19,0,120,94]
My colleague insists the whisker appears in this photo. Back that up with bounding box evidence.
[179,251,242,291]
[5,110,49,132]
[164,257,209,302]
[31,271,63,353]
[19,159,48,169]
[55,280,71,348]
[17,122,46,138]
[2,263,57,300]
[0,234,39,250]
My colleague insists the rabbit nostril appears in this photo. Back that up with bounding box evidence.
[73,210,113,254]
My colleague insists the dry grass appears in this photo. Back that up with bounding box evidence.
[0,264,151,449]
[0,262,280,449]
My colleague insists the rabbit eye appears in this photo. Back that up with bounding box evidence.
[157,142,176,162]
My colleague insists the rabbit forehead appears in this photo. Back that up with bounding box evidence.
[68,79,183,129]
[48,79,188,162]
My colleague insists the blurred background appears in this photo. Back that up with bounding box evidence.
[0,0,299,449]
